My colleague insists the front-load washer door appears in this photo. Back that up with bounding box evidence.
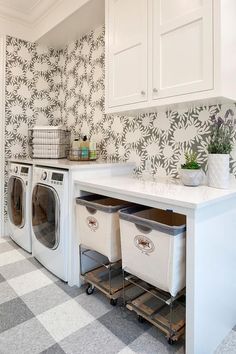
[32,184,60,249]
[8,176,25,228]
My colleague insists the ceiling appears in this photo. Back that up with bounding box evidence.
[0,0,39,12]
[0,0,104,46]
[38,0,105,48]
[0,0,59,23]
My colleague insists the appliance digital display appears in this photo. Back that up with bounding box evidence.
[21,167,29,174]
[52,172,64,181]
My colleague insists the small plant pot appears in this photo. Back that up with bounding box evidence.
[208,154,229,189]
[179,169,204,187]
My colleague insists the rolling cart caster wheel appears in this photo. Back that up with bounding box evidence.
[110,298,118,306]
[138,315,145,323]
[86,285,94,295]
[167,338,174,345]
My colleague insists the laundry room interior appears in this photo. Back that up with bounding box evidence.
[0,1,236,354]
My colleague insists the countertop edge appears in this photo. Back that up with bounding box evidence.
[7,158,136,171]
[75,179,236,210]
[75,179,197,209]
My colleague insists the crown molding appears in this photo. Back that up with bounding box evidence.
[0,0,97,44]
[30,0,62,24]
[0,0,40,14]
[38,0,105,48]
[32,0,90,41]
[0,0,58,23]
[0,14,33,41]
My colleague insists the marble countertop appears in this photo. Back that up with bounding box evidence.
[75,174,236,209]
[8,158,135,171]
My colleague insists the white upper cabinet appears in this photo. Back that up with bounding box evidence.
[105,0,236,114]
[152,0,213,99]
[106,0,148,107]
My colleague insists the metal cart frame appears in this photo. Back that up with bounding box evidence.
[80,246,131,306]
[122,269,186,344]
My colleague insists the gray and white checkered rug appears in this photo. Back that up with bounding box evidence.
[0,237,235,354]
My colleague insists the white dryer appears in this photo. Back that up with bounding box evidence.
[31,166,69,281]
[8,162,32,253]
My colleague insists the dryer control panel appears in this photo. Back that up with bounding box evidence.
[20,166,29,176]
[9,163,30,177]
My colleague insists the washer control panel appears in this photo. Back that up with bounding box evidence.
[39,168,65,186]
[51,172,64,186]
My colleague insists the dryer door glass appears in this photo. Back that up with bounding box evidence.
[32,184,60,249]
[8,176,25,228]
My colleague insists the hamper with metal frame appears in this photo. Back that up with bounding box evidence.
[76,194,131,262]
[76,194,133,305]
[119,205,186,297]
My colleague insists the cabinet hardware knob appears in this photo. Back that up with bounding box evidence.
[153,88,158,93]
[141,91,146,95]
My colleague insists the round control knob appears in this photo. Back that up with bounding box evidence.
[14,166,18,173]
[42,171,47,181]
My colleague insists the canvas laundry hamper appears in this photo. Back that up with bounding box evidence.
[76,195,131,262]
[119,206,186,296]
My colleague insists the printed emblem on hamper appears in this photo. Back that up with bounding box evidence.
[87,216,99,231]
[134,235,155,254]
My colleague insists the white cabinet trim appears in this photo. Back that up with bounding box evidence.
[0,35,6,237]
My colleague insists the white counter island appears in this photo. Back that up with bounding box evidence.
[74,174,236,354]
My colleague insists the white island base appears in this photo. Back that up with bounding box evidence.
[74,175,236,354]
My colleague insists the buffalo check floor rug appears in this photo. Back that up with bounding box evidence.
[0,237,235,354]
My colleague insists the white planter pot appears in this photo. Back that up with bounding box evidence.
[208,154,229,189]
[179,169,204,187]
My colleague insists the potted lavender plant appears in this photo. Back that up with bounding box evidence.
[208,110,234,189]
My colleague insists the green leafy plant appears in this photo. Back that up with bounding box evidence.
[181,152,201,170]
[208,110,234,154]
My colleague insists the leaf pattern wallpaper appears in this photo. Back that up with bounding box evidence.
[5,36,61,159]
[4,37,62,217]
[5,26,236,180]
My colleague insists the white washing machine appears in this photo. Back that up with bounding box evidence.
[31,166,69,281]
[8,162,33,253]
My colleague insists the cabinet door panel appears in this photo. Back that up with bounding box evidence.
[161,19,203,88]
[107,0,148,107]
[161,0,203,24]
[153,0,213,99]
